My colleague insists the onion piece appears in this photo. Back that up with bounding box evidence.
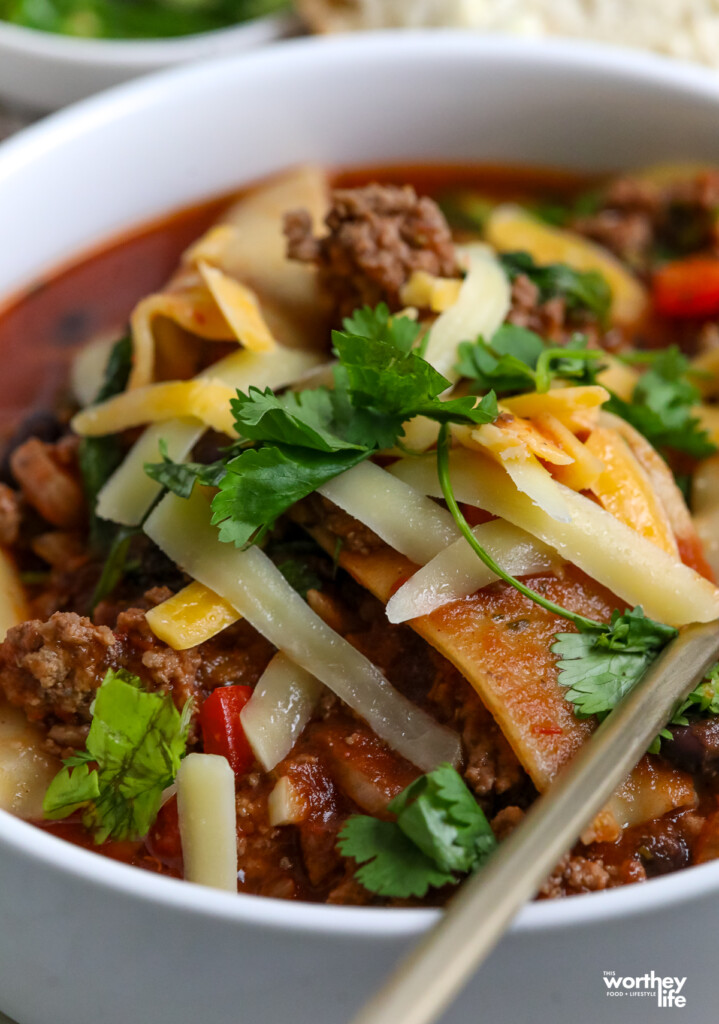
[144,490,461,771]
[240,653,324,771]
[422,243,510,381]
[267,776,307,826]
[318,460,459,564]
[386,520,558,623]
[97,347,321,527]
[176,753,238,892]
[388,448,719,626]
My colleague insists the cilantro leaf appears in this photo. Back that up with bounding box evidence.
[455,325,545,395]
[337,817,455,899]
[606,347,716,459]
[389,763,496,874]
[232,386,365,453]
[337,764,496,898]
[43,668,191,843]
[500,251,611,323]
[333,331,497,427]
[552,608,677,719]
[456,325,602,396]
[145,438,236,500]
[211,444,368,547]
[342,303,420,354]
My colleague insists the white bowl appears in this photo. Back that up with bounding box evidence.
[0,12,297,112]
[2,33,719,1024]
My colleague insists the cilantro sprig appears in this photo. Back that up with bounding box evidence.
[606,347,716,459]
[43,668,191,843]
[436,424,678,722]
[455,324,604,396]
[337,764,497,898]
[146,304,498,548]
[649,661,719,753]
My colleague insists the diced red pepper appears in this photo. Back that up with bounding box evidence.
[652,256,719,319]
[199,685,254,777]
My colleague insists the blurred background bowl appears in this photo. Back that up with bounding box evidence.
[0,11,297,112]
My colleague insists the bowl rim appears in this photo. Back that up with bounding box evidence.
[0,10,297,65]
[3,29,719,940]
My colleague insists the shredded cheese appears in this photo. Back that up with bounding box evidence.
[96,347,322,527]
[129,287,235,391]
[389,448,719,626]
[318,460,459,564]
[501,385,610,434]
[241,653,323,771]
[584,427,678,556]
[71,379,237,438]
[176,753,238,892]
[144,489,462,771]
[534,413,604,491]
[386,520,558,623]
[197,261,276,353]
[145,582,239,650]
[422,244,511,381]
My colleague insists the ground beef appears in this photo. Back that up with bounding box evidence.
[539,852,612,898]
[0,612,119,724]
[0,591,275,731]
[284,183,458,319]
[505,273,619,350]
[10,436,85,530]
[572,170,719,269]
[294,494,385,556]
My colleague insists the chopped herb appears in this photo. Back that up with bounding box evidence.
[337,764,496,898]
[552,609,677,719]
[342,302,421,354]
[43,668,191,843]
[649,661,719,752]
[89,525,139,611]
[144,438,231,499]
[436,424,677,721]
[455,324,603,395]
[606,347,716,459]
[78,334,133,550]
[148,306,498,549]
[499,251,612,324]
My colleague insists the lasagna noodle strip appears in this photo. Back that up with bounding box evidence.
[144,489,462,772]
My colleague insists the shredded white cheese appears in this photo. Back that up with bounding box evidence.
[176,753,238,892]
[144,489,462,771]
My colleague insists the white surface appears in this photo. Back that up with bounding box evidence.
[0,13,296,111]
[1,33,719,1024]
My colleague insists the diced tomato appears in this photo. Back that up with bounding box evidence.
[652,256,719,319]
[199,685,254,776]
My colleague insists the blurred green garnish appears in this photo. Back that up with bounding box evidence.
[0,0,288,40]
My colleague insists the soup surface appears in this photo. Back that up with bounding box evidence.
[2,162,719,905]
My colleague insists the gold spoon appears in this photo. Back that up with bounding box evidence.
[351,619,719,1024]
